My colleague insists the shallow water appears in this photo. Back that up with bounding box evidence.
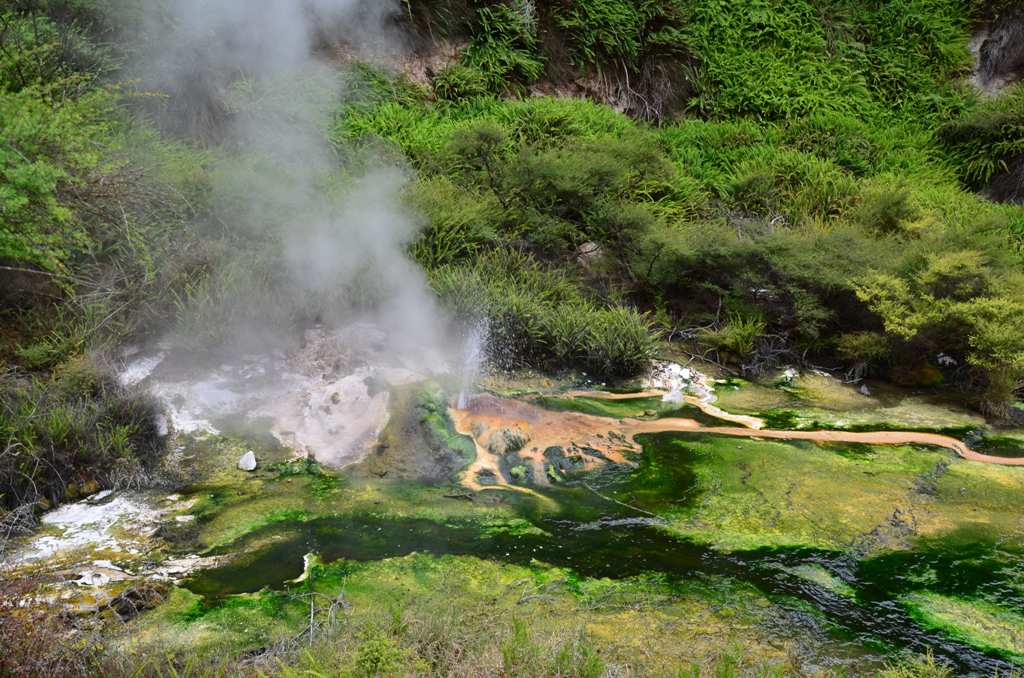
[184,431,1023,675]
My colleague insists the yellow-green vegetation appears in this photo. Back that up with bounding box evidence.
[777,564,856,599]
[639,433,1024,552]
[903,592,1024,663]
[6,0,1024,674]
[335,0,1024,410]
[179,437,520,552]
[114,553,870,676]
[877,651,957,678]
[713,373,987,431]
[928,460,1024,547]
[0,3,206,518]
[535,393,722,424]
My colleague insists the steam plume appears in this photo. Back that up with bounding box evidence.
[139,0,445,356]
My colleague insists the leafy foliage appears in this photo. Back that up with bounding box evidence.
[341,42,1024,407]
[0,11,119,272]
[431,250,658,377]
[552,0,689,66]
[442,3,545,98]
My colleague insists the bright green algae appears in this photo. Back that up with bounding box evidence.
[903,593,1024,664]
[124,554,886,675]
[597,432,1024,553]
[533,394,725,425]
[128,385,1024,673]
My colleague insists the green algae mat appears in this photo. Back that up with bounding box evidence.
[115,390,1024,675]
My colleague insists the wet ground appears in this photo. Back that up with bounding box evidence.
[6,356,1024,674]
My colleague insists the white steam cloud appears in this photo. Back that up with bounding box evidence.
[138,0,446,356]
[117,1,460,466]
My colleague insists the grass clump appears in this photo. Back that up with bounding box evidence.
[0,357,164,512]
[434,3,544,100]
[939,84,1024,195]
[878,651,955,678]
[431,250,657,378]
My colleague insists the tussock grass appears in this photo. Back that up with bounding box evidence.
[0,356,165,512]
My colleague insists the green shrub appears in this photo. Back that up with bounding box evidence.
[940,84,1024,189]
[407,176,500,268]
[699,314,767,362]
[855,249,1024,415]
[553,0,689,67]
[837,331,890,363]
[432,62,490,101]
[0,84,118,272]
[728,147,857,222]
[856,182,920,235]
[782,112,883,176]
[0,10,127,273]
[685,0,970,121]
[430,251,657,378]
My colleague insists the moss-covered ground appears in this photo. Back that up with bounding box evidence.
[903,592,1024,664]
[118,552,886,675]
[534,393,725,425]
[714,373,988,432]
[127,387,1024,673]
[607,433,1024,553]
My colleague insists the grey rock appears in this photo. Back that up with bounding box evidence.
[977,5,1024,92]
[238,451,257,471]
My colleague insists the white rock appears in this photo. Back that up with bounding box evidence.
[859,383,872,396]
[87,489,114,504]
[238,451,257,471]
[118,352,166,387]
[661,386,684,403]
[76,570,112,586]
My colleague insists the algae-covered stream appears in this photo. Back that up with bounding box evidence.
[15,368,1024,675]
[179,422,1024,675]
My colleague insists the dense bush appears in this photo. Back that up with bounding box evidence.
[340,49,1024,408]
[685,0,971,121]
[0,10,119,273]
[1,5,210,369]
[551,0,689,66]
[6,0,1024,423]
[435,3,544,99]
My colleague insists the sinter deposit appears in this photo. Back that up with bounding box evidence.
[119,323,446,467]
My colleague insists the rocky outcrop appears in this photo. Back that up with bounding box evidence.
[987,153,1024,204]
[486,427,530,455]
[400,0,696,123]
[973,3,1024,94]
